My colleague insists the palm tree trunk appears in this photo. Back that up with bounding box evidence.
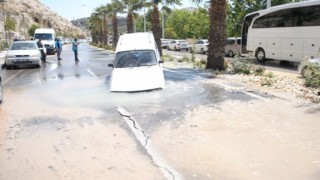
[103,15,108,45]
[207,0,227,70]
[127,11,134,33]
[112,14,119,47]
[100,28,103,44]
[151,5,162,56]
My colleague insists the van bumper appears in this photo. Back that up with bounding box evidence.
[46,48,56,55]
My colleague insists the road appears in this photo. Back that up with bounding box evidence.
[0,43,319,180]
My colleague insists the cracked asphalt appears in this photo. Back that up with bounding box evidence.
[0,43,319,180]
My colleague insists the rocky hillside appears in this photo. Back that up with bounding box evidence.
[0,0,86,40]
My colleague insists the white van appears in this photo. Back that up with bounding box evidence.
[108,32,165,92]
[34,28,56,55]
[225,37,241,57]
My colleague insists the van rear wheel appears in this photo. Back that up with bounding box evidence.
[228,50,234,57]
[200,48,205,54]
[256,48,266,63]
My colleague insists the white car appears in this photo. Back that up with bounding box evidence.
[5,41,42,68]
[190,39,208,54]
[168,40,189,51]
[108,32,165,92]
[161,39,173,49]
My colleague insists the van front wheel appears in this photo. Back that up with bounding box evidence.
[228,50,234,57]
[256,48,266,63]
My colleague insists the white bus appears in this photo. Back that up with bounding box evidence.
[241,0,320,63]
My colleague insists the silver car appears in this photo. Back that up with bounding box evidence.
[5,41,42,68]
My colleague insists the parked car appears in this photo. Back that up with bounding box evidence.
[108,32,165,92]
[298,58,320,77]
[189,39,208,54]
[161,39,173,49]
[0,67,3,103]
[225,37,241,57]
[5,41,42,69]
[0,50,7,67]
[168,40,189,51]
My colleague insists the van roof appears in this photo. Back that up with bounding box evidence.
[116,32,156,53]
[34,28,55,33]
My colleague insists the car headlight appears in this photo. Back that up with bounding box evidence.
[30,53,39,57]
[6,54,15,58]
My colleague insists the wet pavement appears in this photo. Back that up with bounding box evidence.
[0,43,319,180]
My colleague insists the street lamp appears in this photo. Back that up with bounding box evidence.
[267,0,271,8]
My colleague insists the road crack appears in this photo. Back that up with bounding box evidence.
[117,107,181,180]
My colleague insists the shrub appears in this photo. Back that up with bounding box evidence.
[254,66,266,76]
[229,58,254,75]
[162,54,174,61]
[193,59,206,68]
[178,56,191,63]
[304,63,320,88]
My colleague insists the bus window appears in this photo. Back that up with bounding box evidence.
[299,5,320,26]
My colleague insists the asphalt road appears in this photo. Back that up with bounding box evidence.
[0,44,319,180]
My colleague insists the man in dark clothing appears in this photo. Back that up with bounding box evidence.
[37,39,46,62]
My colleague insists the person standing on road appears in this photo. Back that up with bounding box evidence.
[72,38,80,62]
[36,39,46,63]
[55,38,63,60]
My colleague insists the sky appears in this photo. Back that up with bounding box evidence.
[40,0,203,21]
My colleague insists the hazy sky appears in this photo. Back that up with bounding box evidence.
[40,0,202,21]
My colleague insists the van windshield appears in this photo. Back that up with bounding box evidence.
[115,50,157,68]
[34,33,53,40]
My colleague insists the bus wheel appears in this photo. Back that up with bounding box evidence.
[228,50,234,57]
[256,48,266,63]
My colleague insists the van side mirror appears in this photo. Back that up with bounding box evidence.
[159,60,164,64]
[108,64,114,68]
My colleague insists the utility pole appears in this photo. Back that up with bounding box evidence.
[267,0,271,8]
[143,8,146,32]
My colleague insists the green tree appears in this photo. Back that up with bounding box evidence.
[193,0,227,70]
[123,0,144,33]
[165,8,209,39]
[106,0,124,47]
[135,9,152,33]
[28,24,39,37]
[4,16,16,41]
[88,13,103,44]
[146,0,181,56]
[95,5,109,45]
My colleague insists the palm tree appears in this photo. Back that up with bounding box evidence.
[106,0,124,47]
[147,0,181,56]
[194,0,227,70]
[95,5,109,45]
[123,0,144,33]
[88,13,103,44]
